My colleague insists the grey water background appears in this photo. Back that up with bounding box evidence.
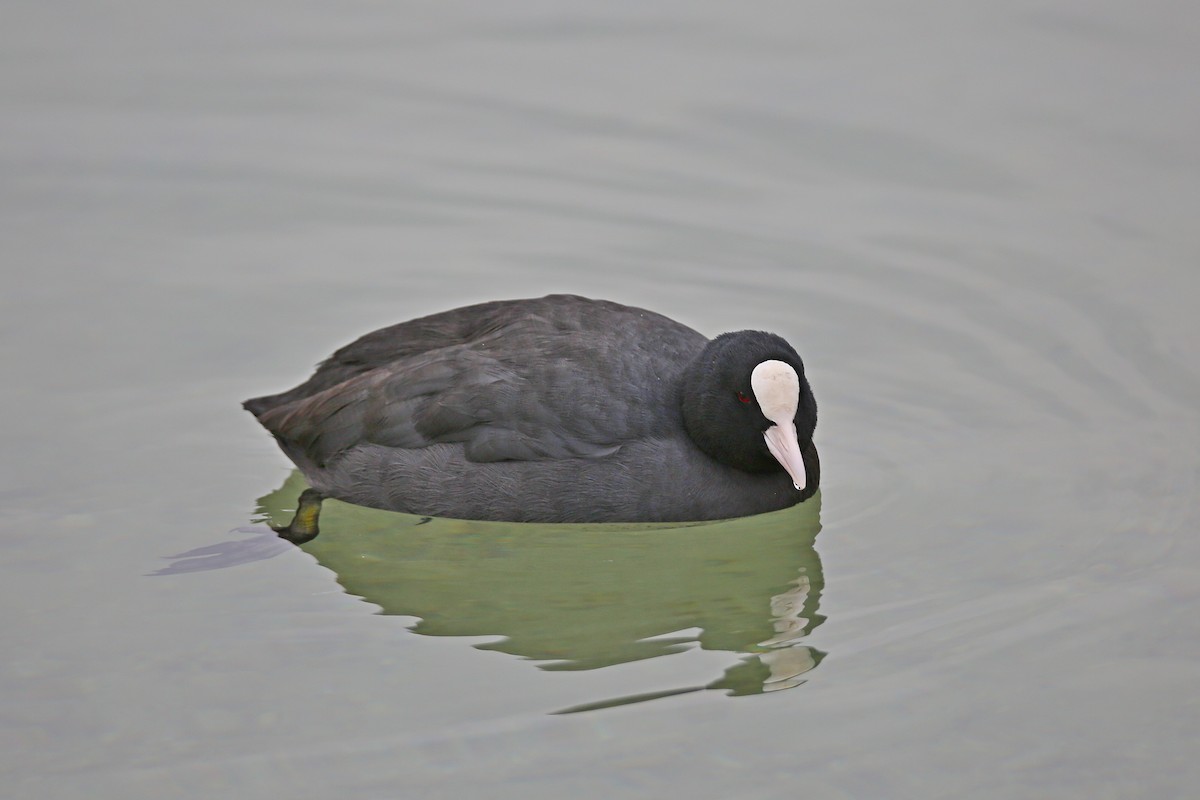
[3,1,1199,797]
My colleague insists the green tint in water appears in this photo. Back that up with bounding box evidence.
[256,471,826,710]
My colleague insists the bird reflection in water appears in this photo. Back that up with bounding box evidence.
[255,471,827,712]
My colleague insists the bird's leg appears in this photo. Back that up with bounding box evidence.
[271,488,325,544]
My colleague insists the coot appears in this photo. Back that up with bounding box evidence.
[246,294,818,540]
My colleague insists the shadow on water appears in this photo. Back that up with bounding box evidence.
[149,533,294,574]
[253,471,827,712]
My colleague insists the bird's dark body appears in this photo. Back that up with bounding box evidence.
[245,294,817,523]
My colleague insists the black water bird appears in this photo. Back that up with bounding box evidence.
[245,295,818,541]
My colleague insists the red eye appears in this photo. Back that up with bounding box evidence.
[736,391,751,404]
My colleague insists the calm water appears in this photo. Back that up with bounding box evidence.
[4,1,1199,797]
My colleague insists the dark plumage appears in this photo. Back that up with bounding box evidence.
[245,294,819,524]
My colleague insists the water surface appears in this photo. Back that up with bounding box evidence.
[3,1,1199,798]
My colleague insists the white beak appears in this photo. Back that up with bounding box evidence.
[763,422,807,491]
[752,359,807,492]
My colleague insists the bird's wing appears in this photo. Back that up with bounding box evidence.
[256,337,631,467]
